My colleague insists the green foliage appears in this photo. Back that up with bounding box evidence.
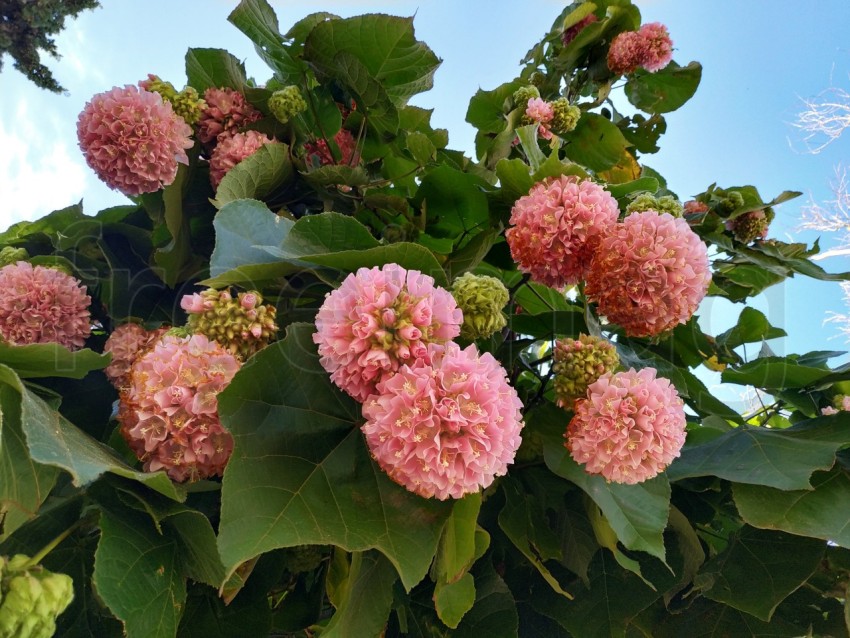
[2,0,850,636]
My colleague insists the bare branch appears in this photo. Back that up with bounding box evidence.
[794,86,850,153]
[799,164,850,252]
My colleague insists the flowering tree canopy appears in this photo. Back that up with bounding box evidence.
[1,1,850,636]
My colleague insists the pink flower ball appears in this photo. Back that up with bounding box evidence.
[118,334,240,482]
[209,130,273,187]
[607,30,646,75]
[525,98,554,124]
[0,262,91,349]
[586,211,711,337]
[639,22,673,73]
[506,176,620,288]
[77,85,194,196]
[566,367,686,484]
[197,87,262,145]
[362,342,524,500]
[313,264,462,403]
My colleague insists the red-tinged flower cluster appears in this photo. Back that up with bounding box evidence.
[209,130,274,187]
[562,13,598,46]
[362,342,523,500]
[77,85,194,195]
[197,87,262,146]
[313,264,462,402]
[608,22,673,75]
[0,262,91,350]
[118,334,240,482]
[104,323,168,387]
[304,129,359,168]
[566,367,686,484]
[586,211,711,337]
[506,175,620,288]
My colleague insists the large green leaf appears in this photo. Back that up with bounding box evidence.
[0,365,182,502]
[721,356,831,390]
[277,211,379,255]
[323,551,397,638]
[185,48,247,93]
[563,113,630,172]
[538,403,670,562]
[716,307,787,350]
[695,526,824,621]
[94,509,186,638]
[0,343,108,379]
[733,468,850,547]
[652,598,801,637]
[431,493,482,583]
[434,573,476,629]
[412,166,490,241]
[624,62,702,114]
[228,0,303,82]
[209,199,295,277]
[667,415,850,489]
[454,563,518,638]
[0,384,58,542]
[217,324,452,590]
[213,143,293,209]
[303,14,441,106]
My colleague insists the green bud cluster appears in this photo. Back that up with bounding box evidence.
[186,288,278,360]
[512,85,540,107]
[0,555,73,638]
[0,247,29,267]
[553,334,619,408]
[451,272,510,340]
[626,193,684,217]
[144,75,206,125]
[529,71,546,87]
[549,98,581,134]
[718,190,745,213]
[729,210,770,244]
[170,86,206,125]
[268,86,308,124]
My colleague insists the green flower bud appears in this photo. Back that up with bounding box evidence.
[549,98,581,134]
[268,86,308,124]
[0,247,28,267]
[0,555,74,638]
[143,74,178,102]
[451,273,510,340]
[529,71,546,87]
[171,86,206,126]
[281,545,326,574]
[184,288,278,359]
[553,334,619,408]
[512,85,540,107]
[626,193,683,218]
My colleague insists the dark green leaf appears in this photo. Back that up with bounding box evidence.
[721,356,830,390]
[734,468,850,547]
[323,551,397,638]
[653,598,801,637]
[94,509,186,638]
[185,48,247,92]
[209,199,294,276]
[0,343,108,379]
[432,494,482,583]
[304,14,440,106]
[563,113,630,172]
[454,562,518,638]
[624,62,702,114]
[0,383,58,542]
[217,324,452,590]
[228,0,303,82]
[413,166,490,241]
[695,526,823,621]
[406,131,436,165]
[280,211,379,255]
[213,143,293,208]
[466,81,523,135]
[668,415,850,489]
[508,309,587,339]
[153,163,194,287]
[716,307,787,350]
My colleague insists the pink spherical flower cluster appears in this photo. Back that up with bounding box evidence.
[77,85,194,196]
[566,367,686,484]
[197,87,262,145]
[118,334,240,482]
[525,98,554,124]
[0,262,91,350]
[209,130,274,187]
[586,211,711,337]
[362,342,524,500]
[304,129,359,168]
[506,175,620,288]
[314,264,462,403]
[104,323,168,387]
[607,22,673,75]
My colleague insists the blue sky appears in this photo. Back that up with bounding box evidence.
[2,0,849,387]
